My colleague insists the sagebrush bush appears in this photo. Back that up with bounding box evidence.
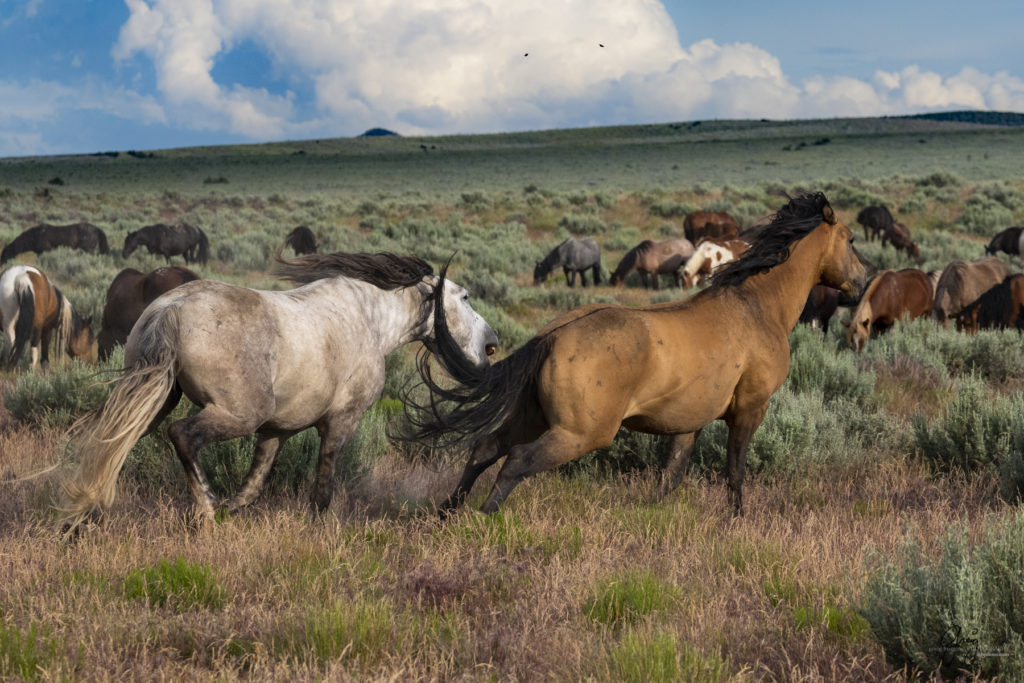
[860,513,1024,679]
[3,355,118,428]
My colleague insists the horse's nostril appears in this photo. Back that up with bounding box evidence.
[485,344,497,356]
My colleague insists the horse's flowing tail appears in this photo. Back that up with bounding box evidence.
[7,275,36,368]
[58,310,179,533]
[52,287,73,361]
[97,229,110,255]
[195,229,210,264]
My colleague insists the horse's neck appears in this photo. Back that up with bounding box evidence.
[347,281,427,351]
[733,231,825,337]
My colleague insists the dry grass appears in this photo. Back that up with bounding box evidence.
[0,423,1012,680]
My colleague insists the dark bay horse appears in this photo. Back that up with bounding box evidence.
[533,237,602,287]
[610,237,694,289]
[984,227,1024,258]
[955,275,1024,333]
[856,205,894,242]
[122,223,210,265]
[281,226,320,255]
[408,193,866,515]
[683,211,739,244]
[0,265,94,370]
[1,223,109,264]
[59,252,498,534]
[799,285,842,335]
[932,257,1010,324]
[880,221,921,260]
[843,269,933,351]
[97,266,201,361]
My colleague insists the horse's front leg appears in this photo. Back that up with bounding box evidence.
[579,269,589,287]
[724,403,769,515]
[655,430,701,500]
[32,326,45,370]
[563,266,575,288]
[310,414,361,513]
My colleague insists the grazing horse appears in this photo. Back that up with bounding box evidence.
[799,285,842,335]
[122,223,210,265]
[1,223,109,264]
[880,221,921,260]
[932,257,1010,324]
[407,193,866,516]
[533,237,602,287]
[281,226,320,256]
[609,237,694,289]
[58,252,499,534]
[680,238,749,290]
[984,227,1024,258]
[0,265,94,370]
[843,269,933,351]
[97,266,201,361]
[856,205,894,242]
[955,275,1024,333]
[683,210,739,244]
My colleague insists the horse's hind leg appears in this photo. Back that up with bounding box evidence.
[168,405,263,524]
[225,429,294,513]
[725,403,769,515]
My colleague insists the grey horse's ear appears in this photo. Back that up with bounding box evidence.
[822,203,837,225]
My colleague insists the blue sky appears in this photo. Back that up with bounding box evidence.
[0,0,1021,157]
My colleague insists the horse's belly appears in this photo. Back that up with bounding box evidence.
[623,389,733,435]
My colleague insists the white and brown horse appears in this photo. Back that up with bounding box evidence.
[60,252,498,533]
[0,265,94,370]
[680,238,749,290]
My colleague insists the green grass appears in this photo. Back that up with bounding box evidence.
[584,570,678,627]
[122,556,228,612]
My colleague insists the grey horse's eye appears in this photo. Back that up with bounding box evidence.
[462,293,469,301]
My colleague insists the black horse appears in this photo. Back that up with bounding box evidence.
[533,237,602,287]
[122,223,210,265]
[281,226,320,255]
[1,223,109,264]
[856,206,895,242]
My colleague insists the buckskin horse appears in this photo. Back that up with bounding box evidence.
[0,265,94,370]
[59,252,498,534]
[1,223,110,264]
[842,268,933,351]
[609,237,694,289]
[97,266,201,361]
[408,193,866,516]
[533,237,602,287]
[122,223,210,265]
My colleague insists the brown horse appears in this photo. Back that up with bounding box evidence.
[609,237,694,289]
[880,221,921,260]
[1,223,110,264]
[97,266,201,361]
[984,227,1024,258]
[0,265,94,370]
[955,275,1024,333]
[799,285,842,335]
[843,269,933,351]
[281,226,320,256]
[932,257,1011,324]
[683,210,739,244]
[856,205,894,242]
[408,193,866,515]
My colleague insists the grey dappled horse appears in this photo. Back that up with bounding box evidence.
[60,252,498,533]
[533,237,602,287]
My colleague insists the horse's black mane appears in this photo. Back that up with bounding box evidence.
[534,241,566,279]
[710,192,833,290]
[611,240,653,280]
[275,251,434,289]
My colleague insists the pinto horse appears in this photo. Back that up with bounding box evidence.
[843,269,933,351]
[281,226,320,255]
[680,238,749,290]
[408,193,866,516]
[932,257,1010,324]
[59,252,498,534]
[955,275,1024,333]
[984,227,1024,258]
[1,223,109,264]
[122,223,210,265]
[609,237,694,289]
[533,237,602,287]
[683,211,739,244]
[0,266,94,370]
[97,266,201,361]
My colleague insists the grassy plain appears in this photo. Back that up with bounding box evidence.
[1,116,1024,679]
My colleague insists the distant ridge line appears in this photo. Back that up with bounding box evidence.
[900,110,1024,127]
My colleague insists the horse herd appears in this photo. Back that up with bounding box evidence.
[0,222,320,370]
[0,197,1021,536]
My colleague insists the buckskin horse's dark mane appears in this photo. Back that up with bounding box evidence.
[275,251,434,289]
[710,192,833,291]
